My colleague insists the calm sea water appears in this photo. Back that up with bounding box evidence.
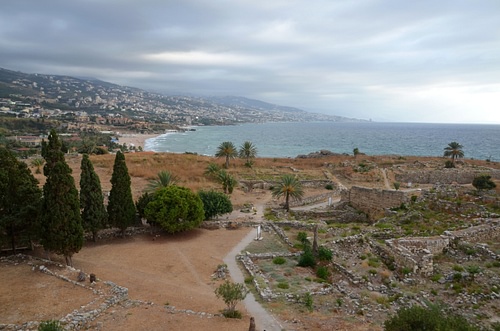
[145,122,500,161]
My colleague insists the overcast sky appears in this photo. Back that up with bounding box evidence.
[1,0,499,123]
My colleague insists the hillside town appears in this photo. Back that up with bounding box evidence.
[0,67,345,132]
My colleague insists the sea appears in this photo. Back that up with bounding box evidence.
[144,122,500,161]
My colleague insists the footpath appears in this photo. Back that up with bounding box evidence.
[223,218,285,330]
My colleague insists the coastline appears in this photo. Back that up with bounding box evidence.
[117,133,159,150]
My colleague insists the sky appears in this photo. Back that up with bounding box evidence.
[1,0,499,124]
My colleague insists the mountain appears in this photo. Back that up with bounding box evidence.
[0,67,364,124]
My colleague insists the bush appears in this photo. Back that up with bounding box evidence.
[297,231,308,243]
[198,190,233,220]
[214,281,248,319]
[316,266,329,280]
[144,186,205,234]
[445,160,455,168]
[273,257,286,265]
[317,246,333,261]
[277,281,289,289]
[304,292,313,312]
[38,321,63,331]
[298,247,316,268]
[384,304,480,331]
[472,174,496,191]
[325,184,334,190]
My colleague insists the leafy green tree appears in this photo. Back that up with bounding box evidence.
[472,174,496,191]
[238,141,257,167]
[444,141,464,165]
[198,190,233,220]
[39,130,83,266]
[214,280,248,318]
[146,170,178,193]
[353,147,360,157]
[144,186,204,234]
[272,174,304,211]
[384,304,480,331]
[80,154,107,242]
[215,141,237,168]
[107,151,136,237]
[0,148,42,252]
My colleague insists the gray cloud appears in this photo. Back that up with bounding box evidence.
[1,0,499,123]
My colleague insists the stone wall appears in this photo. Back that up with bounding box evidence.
[395,169,500,185]
[447,221,500,243]
[341,186,408,220]
[388,237,450,255]
[239,180,343,193]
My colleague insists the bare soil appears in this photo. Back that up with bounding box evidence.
[3,152,498,330]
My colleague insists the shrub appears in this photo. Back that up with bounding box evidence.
[445,160,455,168]
[244,276,254,284]
[325,184,334,190]
[316,266,330,280]
[144,186,205,234]
[214,281,248,319]
[273,257,286,265]
[277,281,289,289]
[304,292,313,312]
[198,190,233,220]
[297,231,308,243]
[384,304,480,331]
[317,246,333,261]
[298,247,316,268]
[38,321,63,331]
[472,174,496,191]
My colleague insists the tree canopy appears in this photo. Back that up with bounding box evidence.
[39,130,83,266]
[144,186,204,234]
[0,147,42,252]
[272,174,304,211]
[214,280,248,318]
[215,141,237,168]
[80,154,108,242]
[472,174,496,191]
[107,151,136,237]
[238,141,257,167]
[443,141,464,164]
[198,190,233,220]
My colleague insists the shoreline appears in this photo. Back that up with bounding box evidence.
[117,133,160,150]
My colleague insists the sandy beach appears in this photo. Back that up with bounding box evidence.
[117,133,159,150]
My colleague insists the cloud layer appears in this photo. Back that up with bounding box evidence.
[1,0,499,123]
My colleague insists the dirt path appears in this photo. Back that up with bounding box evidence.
[380,168,391,189]
[223,228,285,331]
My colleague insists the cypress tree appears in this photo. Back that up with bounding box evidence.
[107,151,136,237]
[0,147,42,253]
[40,130,83,266]
[80,154,107,242]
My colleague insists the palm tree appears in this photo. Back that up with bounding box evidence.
[238,141,257,167]
[215,141,237,168]
[218,170,238,194]
[30,157,45,174]
[146,170,178,193]
[443,141,464,165]
[272,174,304,211]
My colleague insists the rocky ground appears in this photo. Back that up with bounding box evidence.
[1,152,499,330]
